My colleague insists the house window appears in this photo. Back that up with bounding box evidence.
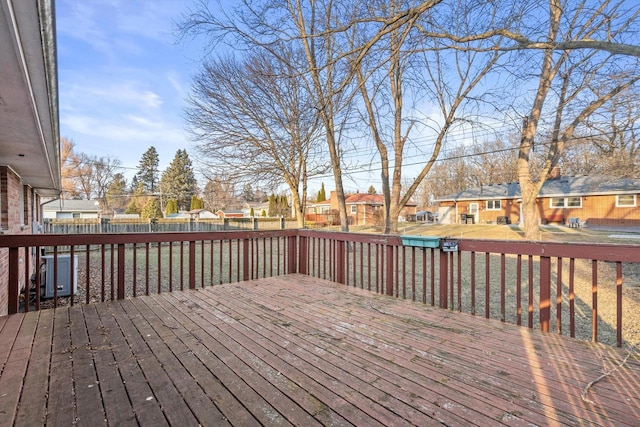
[567,197,582,207]
[486,200,501,210]
[350,205,357,214]
[550,197,581,208]
[617,194,637,207]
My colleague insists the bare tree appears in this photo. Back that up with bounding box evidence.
[186,49,325,227]
[202,176,238,212]
[60,138,89,199]
[353,0,505,233]
[179,0,442,231]
[511,0,640,239]
[580,81,640,177]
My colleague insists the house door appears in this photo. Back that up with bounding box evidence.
[468,203,478,224]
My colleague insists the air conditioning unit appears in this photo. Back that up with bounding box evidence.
[42,255,78,299]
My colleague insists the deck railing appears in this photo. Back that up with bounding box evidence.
[3,229,640,347]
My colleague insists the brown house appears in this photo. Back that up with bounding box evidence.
[306,191,417,226]
[0,1,60,315]
[436,175,640,227]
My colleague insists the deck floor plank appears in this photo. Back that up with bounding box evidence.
[94,302,167,426]
[189,283,481,426]
[159,292,365,427]
[244,276,637,425]
[134,294,302,427]
[0,312,35,426]
[65,305,106,426]
[232,278,616,424]
[126,296,242,426]
[215,280,533,426]
[0,314,24,374]
[47,307,76,427]
[1,274,639,426]
[119,298,204,426]
[83,303,138,425]
[14,310,53,427]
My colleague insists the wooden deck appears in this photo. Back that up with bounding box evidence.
[1,274,639,426]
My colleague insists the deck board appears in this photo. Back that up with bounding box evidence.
[1,274,639,426]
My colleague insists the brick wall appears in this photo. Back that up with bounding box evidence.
[0,166,38,315]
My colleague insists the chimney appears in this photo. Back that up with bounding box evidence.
[549,166,561,180]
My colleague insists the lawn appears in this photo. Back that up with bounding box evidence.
[350,222,640,245]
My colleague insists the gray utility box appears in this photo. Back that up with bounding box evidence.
[42,255,78,299]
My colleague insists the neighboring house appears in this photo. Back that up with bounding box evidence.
[42,199,101,219]
[0,0,60,315]
[243,202,270,217]
[306,191,418,226]
[216,210,245,218]
[187,209,217,219]
[436,174,640,226]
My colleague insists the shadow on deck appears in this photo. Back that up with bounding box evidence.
[1,274,639,426]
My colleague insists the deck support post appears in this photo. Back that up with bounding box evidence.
[8,247,19,314]
[298,236,307,275]
[287,235,297,274]
[540,256,551,332]
[385,244,394,296]
[439,250,448,309]
[336,240,345,284]
[117,244,125,299]
[189,240,196,289]
[242,239,250,281]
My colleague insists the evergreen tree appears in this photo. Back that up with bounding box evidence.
[165,199,178,216]
[125,183,145,214]
[317,182,326,202]
[279,195,289,217]
[268,194,276,217]
[106,173,128,211]
[190,196,205,210]
[250,207,255,217]
[159,149,197,210]
[140,198,162,219]
[134,146,159,193]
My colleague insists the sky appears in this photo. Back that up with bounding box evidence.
[56,0,209,182]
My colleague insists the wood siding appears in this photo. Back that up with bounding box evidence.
[440,193,640,226]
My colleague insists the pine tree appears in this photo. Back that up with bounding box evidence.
[165,199,178,216]
[106,173,128,211]
[317,182,326,202]
[279,195,289,217]
[134,147,160,193]
[190,196,205,210]
[125,183,145,214]
[268,194,276,217]
[159,149,197,211]
[141,198,162,219]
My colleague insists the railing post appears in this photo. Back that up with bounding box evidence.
[439,249,448,309]
[242,239,250,281]
[298,235,307,275]
[117,243,125,299]
[540,255,551,332]
[189,240,196,289]
[336,240,345,284]
[8,247,19,314]
[385,244,394,296]
[287,235,297,274]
